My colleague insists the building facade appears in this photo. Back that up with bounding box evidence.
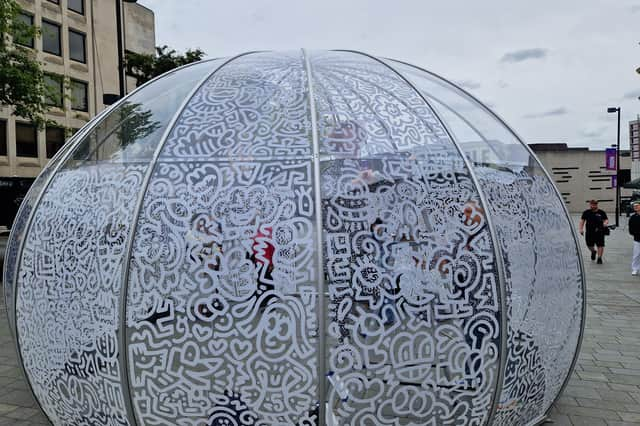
[630,118,640,181]
[530,143,633,214]
[0,0,155,180]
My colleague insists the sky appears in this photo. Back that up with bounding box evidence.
[137,0,640,151]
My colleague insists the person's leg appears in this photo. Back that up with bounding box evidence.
[585,234,597,260]
[633,241,640,274]
[597,235,605,263]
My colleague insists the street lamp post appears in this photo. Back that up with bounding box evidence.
[607,107,621,227]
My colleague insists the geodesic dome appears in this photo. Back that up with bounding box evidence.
[4,50,584,426]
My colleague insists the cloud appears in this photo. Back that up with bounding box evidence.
[501,48,548,63]
[623,89,640,100]
[497,80,509,89]
[632,5,640,13]
[523,107,567,119]
[456,80,481,90]
[580,127,606,139]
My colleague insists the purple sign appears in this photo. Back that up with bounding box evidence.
[605,148,617,170]
[612,175,617,188]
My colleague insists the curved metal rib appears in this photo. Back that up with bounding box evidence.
[335,49,510,426]
[301,48,329,426]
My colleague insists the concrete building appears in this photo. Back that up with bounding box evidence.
[630,118,640,181]
[530,143,633,214]
[0,0,154,227]
[0,0,155,180]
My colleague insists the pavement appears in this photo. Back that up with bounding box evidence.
[0,215,636,425]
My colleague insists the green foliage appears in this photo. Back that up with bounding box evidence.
[0,0,52,128]
[125,45,205,86]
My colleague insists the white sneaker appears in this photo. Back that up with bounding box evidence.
[633,270,638,276]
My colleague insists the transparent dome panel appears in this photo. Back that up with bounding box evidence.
[309,50,502,425]
[391,60,584,425]
[14,59,222,425]
[159,51,313,160]
[125,51,321,425]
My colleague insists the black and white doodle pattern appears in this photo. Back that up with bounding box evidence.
[16,164,145,425]
[126,160,318,425]
[311,51,502,425]
[160,52,312,160]
[476,167,582,426]
[8,50,583,426]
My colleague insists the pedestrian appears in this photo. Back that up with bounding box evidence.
[628,201,640,275]
[579,200,608,264]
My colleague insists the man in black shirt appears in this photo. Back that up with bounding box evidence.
[579,200,608,264]
[628,202,640,275]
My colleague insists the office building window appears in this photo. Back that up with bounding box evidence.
[46,126,65,158]
[14,13,34,48]
[44,74,63,107]
[42,20,61,56]
[0,120,6,156]
[71,80,88,112]
[68,0,84,15]
[69,29,86,63]
[16,122,38,158]
[47,0,60,3]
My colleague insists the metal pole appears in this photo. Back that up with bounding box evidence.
[115,0,125,98]
[616,108,621,227]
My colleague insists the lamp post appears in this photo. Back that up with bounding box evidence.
[607,107,621,227]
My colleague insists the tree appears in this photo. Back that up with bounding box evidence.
[0,0,52,128]
[125,45,205,86]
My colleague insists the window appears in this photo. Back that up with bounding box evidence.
[68,29,86,63]
[46,126,65,158]
[71,80,88,111]
[68,0,84,15]
[0,120,6,156]
[14,13,34,48]
[44,74,63,107]
[16,123,38,158]
[47,0,60,3]
[42,20,61,56]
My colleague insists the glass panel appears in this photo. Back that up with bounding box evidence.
[69,29,85,63]
[126,52,320,425]
[44,74,63,107]
[15,60,218,425]
[70,80,87,111]
[15,122,37,158]
[159,52,313,160]
[391,60,583,425]
[42,20,60,56]
[126,160,319,425]
[310,51,502,425]
[68,0,84,14]
[45,126,65,158]
[14,13,34,48]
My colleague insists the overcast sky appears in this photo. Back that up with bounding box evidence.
[137,0,640,151]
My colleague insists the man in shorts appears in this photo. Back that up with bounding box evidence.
[579,200,608,264]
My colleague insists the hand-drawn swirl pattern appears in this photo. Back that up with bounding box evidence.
[7,50,583,426]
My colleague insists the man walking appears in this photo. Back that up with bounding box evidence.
[628,202,640,275]
[579,200,608,264]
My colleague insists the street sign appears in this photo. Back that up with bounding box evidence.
[605,148,617,170]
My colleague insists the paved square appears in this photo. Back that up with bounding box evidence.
[0,215,638,425]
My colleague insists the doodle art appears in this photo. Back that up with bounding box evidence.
[5,50,583,426]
